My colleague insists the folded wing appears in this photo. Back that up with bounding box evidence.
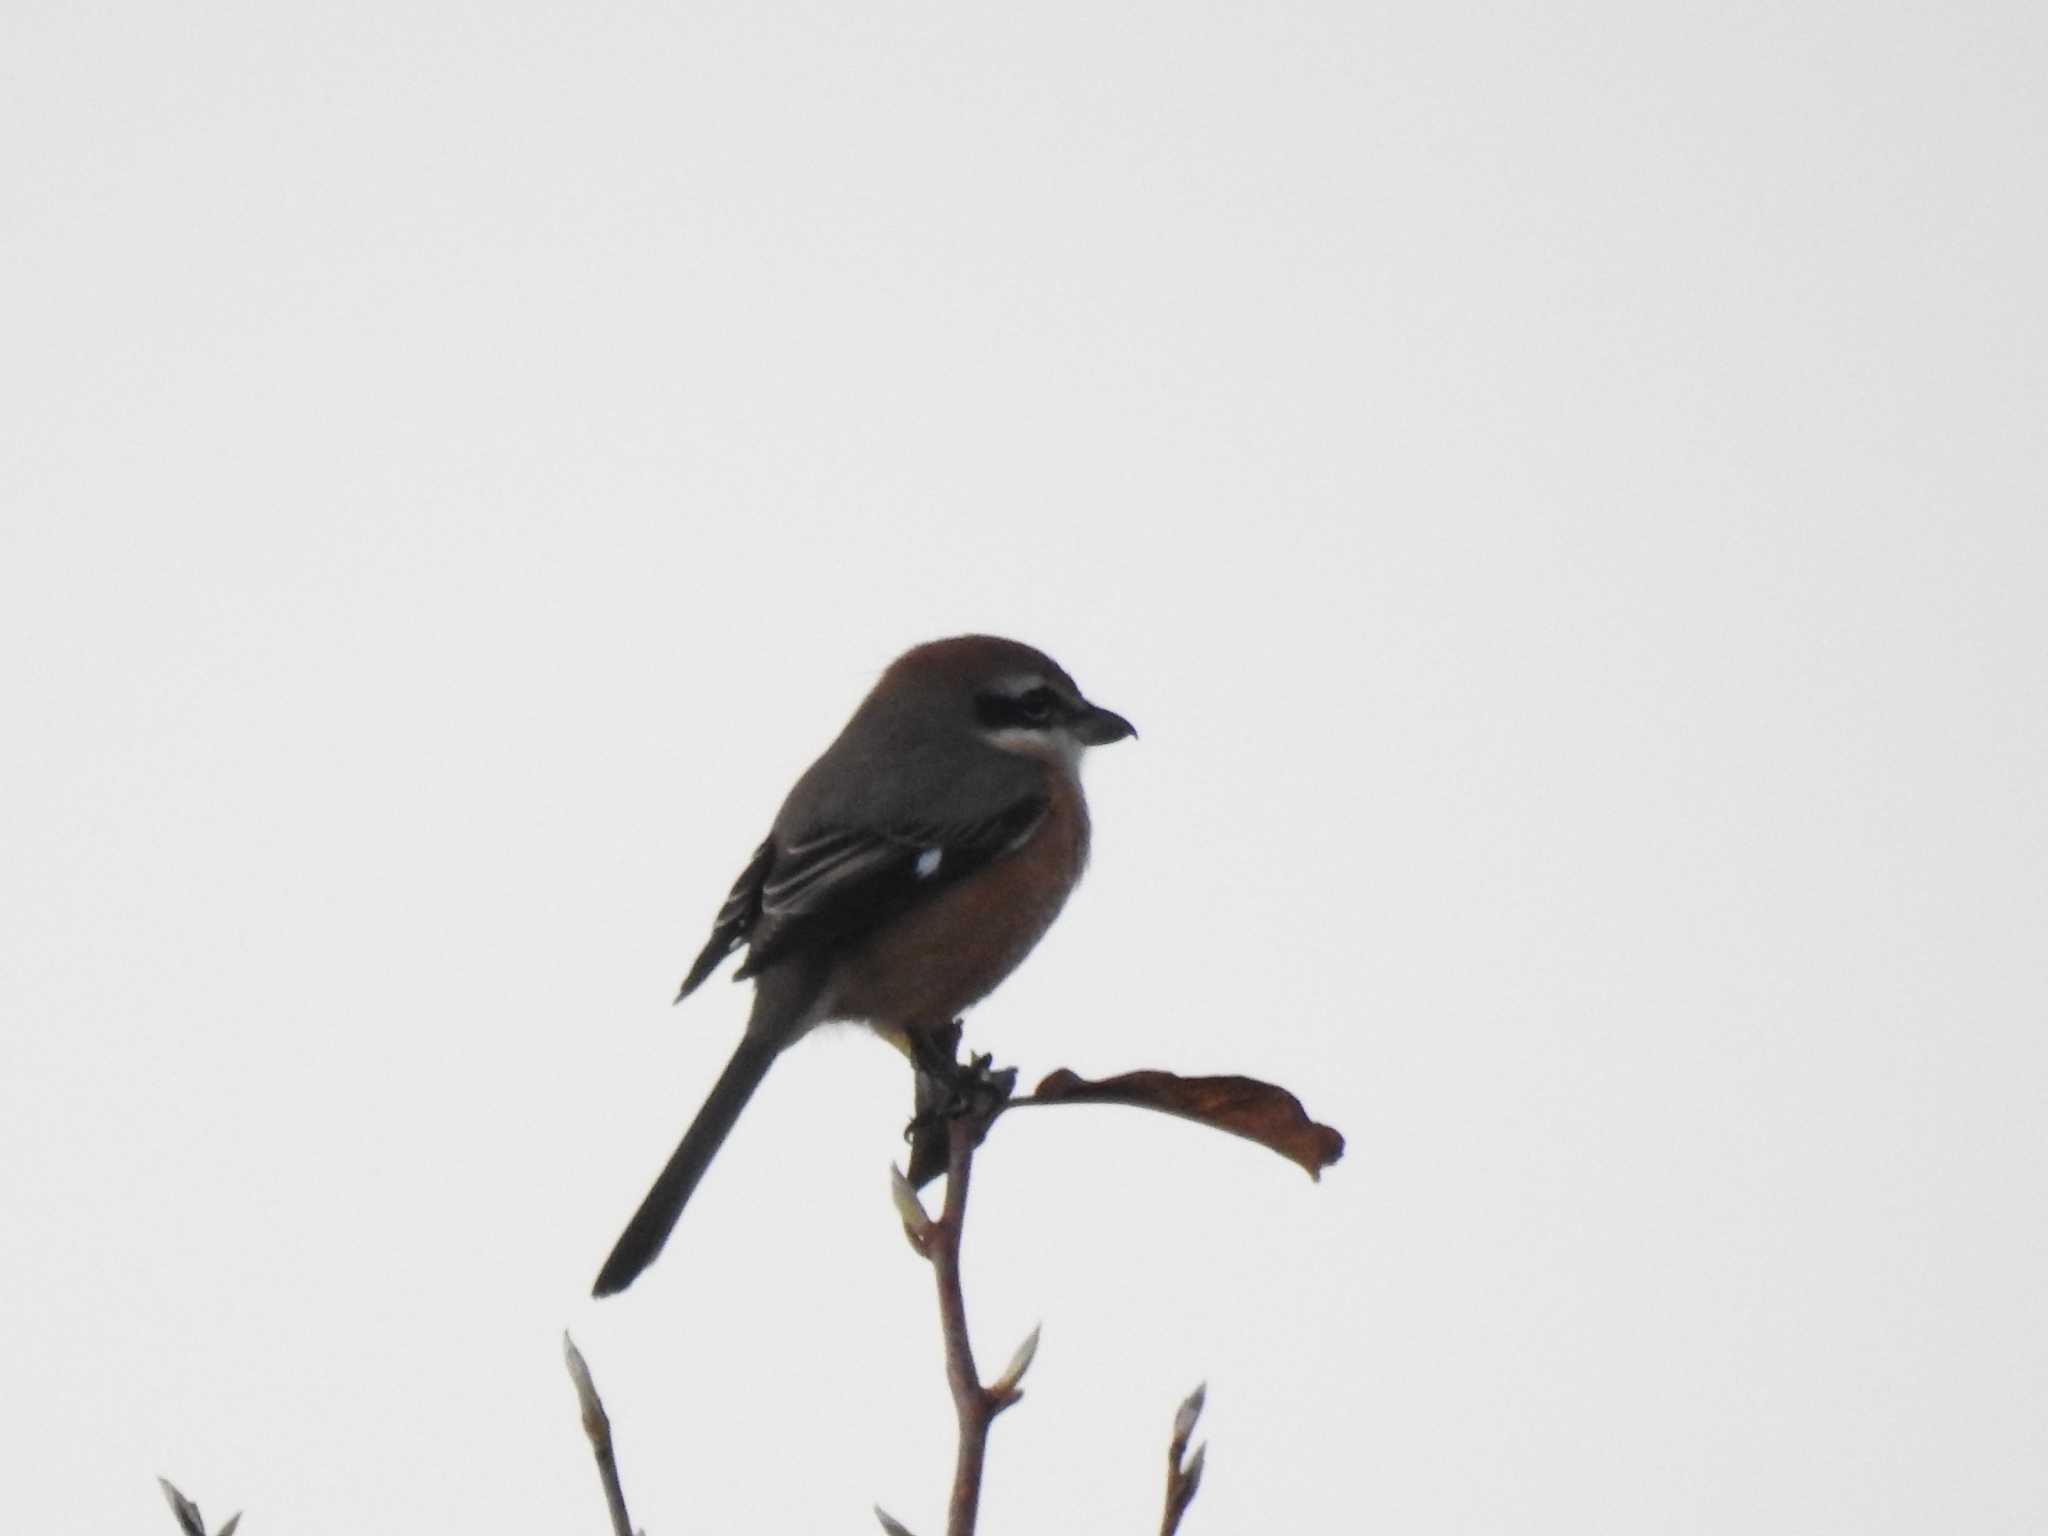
[674,795,1048,999]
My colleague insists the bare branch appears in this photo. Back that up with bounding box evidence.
[894,1050,1028,1536]
[931,1115,997,1536]
[893,1046,1306,1535]
[1160,1383,1209,1536]
[564,1331,636,1536]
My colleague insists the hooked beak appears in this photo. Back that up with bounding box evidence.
[1073,701,1137,746]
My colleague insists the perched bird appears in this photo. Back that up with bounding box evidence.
[593,635,1135,1296]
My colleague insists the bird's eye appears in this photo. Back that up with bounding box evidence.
[1015,686,1057,725]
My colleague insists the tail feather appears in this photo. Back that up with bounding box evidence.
[592,1034,780,1297]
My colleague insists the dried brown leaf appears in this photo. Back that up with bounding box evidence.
[1027,1069,1345,1177]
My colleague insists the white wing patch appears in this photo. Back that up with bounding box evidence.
[914,847,944,879]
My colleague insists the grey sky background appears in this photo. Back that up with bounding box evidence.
[5,4,2045,1531]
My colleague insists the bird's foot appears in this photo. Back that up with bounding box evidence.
[954,1051,1019,1115]
[908,1045,1017,1128]
[905,1028,1016,1184]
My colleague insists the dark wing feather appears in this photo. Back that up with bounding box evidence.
[675,837,773,1001]
[736,795,1048,980]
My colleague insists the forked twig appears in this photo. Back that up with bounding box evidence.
[1160,1383,1208,1535]
[892,1082,1037,1536]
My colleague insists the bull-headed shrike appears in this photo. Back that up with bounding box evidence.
[593,635,1135,1296]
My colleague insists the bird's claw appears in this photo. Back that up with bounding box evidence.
[907,1042,1016,1136]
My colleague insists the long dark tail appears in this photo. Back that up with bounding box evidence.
[592,1033,780,1297]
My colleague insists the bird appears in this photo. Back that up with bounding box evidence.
[592,635,1135,1297]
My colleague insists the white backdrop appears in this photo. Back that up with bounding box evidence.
[5,4,2045,1532]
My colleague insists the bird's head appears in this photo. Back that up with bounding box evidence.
[883,635,1136,769]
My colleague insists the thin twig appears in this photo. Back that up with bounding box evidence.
[895,1083,1035,1536]
[931,1116,997,1536]
[1160,1383,1208,1535]
[564,1332,637,1536]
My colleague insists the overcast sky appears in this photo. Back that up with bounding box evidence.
[5,4,2045,1533]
